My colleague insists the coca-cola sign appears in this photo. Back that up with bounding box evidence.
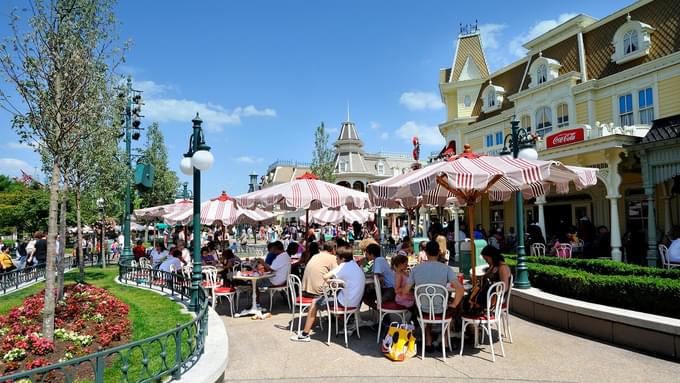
[546,127,585,149]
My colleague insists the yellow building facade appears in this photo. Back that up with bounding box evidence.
[438,0,680,261]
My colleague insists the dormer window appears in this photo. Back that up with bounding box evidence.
[376,161,385,175]
[528,54,560,88]
[624,30,638,54]
[537,64,548,84]
[611,14,654,64]
[482,82,504,113]
[338,160,348,173]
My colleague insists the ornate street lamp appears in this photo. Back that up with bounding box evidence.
[500,116,539,289]
[96,198,105,268]
[180,113,214,312]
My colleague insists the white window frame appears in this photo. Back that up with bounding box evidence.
[520,114,531,130]
[463,95,472,107]
[485,134,493,147]
[482,83,504,113]
[619,93,634,127]
[611,16,654,64]
[535,106,553,138]
[537,64,548,85]
[338,161,348,173]
[638,87,654,125]
[495,131,503,146]
[556,103,569,129]
[376,161,385,176]
[528,55,561,88]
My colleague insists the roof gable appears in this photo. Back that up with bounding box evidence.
[451,34,489,82]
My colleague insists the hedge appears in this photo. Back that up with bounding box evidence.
[519,255,680,279]
[505,258,680,318]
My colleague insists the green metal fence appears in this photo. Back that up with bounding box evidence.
[0,265,209,382]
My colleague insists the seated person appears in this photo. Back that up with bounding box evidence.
[159,249,182,273]
[0,246,16,273]
[417,240,428,263]
[301,241,337,297]
[200,246,217,265]
[391,254,414,308]
[149,242,168,269]
[407,241,464,352]
[264,241,277,265]
[667,226,680,263]
[290,246,365,342]
[255,241,288,288]
[132,240,146,262]
[363,243,395,309]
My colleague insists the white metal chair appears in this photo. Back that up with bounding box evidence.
[500,274,513,343]
[288,274,314,334]
[130,260,138,268]
[459,281,506,362]
[323,279,361,348]
[414,284,453,360]
[556,243,572,259]
[530,243,546,257]
[263,267,291,312]
[374,274,408,343]
[139,257,151,269]
[214,284,238,316]
[201,267,220,305]
[659,244,680,269]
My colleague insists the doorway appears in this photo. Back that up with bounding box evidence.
[544,204,573,240]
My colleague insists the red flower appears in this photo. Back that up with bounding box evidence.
[25,357,51,370]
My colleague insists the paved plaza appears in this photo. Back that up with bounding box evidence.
[216,298,680,383]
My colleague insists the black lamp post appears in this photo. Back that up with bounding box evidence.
[499,116,538,289]
[96,198,105,268]
[180,113,214,312]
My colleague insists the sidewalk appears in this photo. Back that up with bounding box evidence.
[216,298,680,383]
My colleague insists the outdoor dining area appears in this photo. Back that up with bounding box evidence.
[130,144,598,362]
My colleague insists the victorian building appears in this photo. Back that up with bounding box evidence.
[438,0,680,264]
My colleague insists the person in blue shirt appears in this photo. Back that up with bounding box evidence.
[363,243,395,309]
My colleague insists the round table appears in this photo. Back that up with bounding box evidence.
[232,271,274,318]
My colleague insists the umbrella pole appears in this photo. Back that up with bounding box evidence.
[469,205,477,284]
[305,209,309,239]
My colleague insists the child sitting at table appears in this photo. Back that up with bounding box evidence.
[391,254,414,309]
[201,246,217,265]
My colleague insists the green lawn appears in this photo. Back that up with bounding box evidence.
[1,267,194,382]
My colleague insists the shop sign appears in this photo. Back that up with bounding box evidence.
[546,127,585,149]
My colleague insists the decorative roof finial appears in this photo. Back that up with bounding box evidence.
[539,51,543,57]
[346,100,350,122]
[627,13,631,22]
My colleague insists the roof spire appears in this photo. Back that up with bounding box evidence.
[346,100,350,122]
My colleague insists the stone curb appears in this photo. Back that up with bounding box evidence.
[114,278,228,382]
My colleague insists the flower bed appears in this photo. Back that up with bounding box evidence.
[506,256,680,318]
[0,284,131,377]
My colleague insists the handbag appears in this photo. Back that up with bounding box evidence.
[381,322,417,361]
[465,274,496,316]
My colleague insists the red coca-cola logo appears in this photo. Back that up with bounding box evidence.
[547,128,584,148]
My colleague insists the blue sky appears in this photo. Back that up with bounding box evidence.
[0,0,632,198]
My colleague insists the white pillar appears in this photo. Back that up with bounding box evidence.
[536,195,547,239]
[604,150,624,261]
[662,181,672,237]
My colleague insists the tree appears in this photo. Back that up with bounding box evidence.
[138,122,179,208]
[310,122,336,183]
[0,0,125,340]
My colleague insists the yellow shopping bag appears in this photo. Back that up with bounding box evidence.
[381,322,417,361]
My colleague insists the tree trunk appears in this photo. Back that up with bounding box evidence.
[57,185,67,300]
[76,188,84,283]
[43,165,61,341]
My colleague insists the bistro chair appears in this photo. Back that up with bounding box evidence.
[323,279,361,348]
[659,244,680,269]
[530,243,546,257]
[374,274,408,343]
[263,267,291,313]
[288,274,317,334]
[500,274,514,343]
[202,267,220,305]
[459,281,506,362]
[414,284,453,360]
[214,283,238,317]
[556,243,572,258]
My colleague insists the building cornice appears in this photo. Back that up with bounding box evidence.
[573,51,680,94]
[523,14,598,53]
[539,134,641,161]
[467,109,514,133]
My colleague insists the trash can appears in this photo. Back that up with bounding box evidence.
[459,239,487,279]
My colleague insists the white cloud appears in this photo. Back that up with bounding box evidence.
[0,158,34,176]
[144,99,276,132]
[370,121,381,130]
[235,156,264,164]
[399,91,444,111]
[508,13,577,58]
[395,121,444,146]
[5,142,33,150]
[135,80,176,98]
[478,23,506,51]
[379,132,389,140]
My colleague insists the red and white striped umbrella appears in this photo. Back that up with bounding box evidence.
[299,206,371,226]
[163,192,275,226]
[369,146,598,208]
[235,172,371,211]
[133,199,192,220]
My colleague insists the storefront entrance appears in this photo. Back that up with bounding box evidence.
[544,204,573,240]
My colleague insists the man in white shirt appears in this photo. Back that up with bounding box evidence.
[149,242,168,268]
[175,240,191,265]
[667,226,680,263]
[256,242,289,288]
[159,249,182,273]
[291,246,365,342]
